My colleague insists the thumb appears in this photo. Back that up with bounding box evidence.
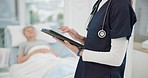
[64,40,72,48]
[64,40,71,46]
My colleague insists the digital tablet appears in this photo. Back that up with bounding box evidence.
[41,29,84,49]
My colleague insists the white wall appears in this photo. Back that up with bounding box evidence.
[132,0,148,78]
[132,50,148,78]
[64,0,96,36]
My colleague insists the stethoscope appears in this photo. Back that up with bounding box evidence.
[85,0,112,38]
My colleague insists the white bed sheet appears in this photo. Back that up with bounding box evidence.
[10,53,79,78]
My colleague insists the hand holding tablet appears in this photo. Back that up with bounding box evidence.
[41,29,84,49]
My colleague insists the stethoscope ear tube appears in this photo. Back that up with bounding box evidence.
[86,0,112,38]
[102,0,112,30]
[99,0,112,38]
[91,0,102,15]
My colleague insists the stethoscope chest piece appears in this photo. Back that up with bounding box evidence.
[98,29,106,38]
[86,0,112,39]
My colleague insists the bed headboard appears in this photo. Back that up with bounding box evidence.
[4,27,11,48]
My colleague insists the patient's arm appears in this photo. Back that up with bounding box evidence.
[47,48,59,57]
[17,48,59,63]
[17,53,33,64]
[17,48,50,63]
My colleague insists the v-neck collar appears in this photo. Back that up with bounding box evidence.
[97,0,108,11]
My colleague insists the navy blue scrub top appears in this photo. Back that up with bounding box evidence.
[74,0,137,78]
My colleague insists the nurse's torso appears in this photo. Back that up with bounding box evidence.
[74,0,128,78]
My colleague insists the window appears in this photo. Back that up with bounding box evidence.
[0,0,18,23]
[25,0,64,26]
[134,0,148,53]
[0,0,18,47]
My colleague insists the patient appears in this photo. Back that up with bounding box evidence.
[17,26,57,63]
[11,26,77,78]
[10,26,78,78]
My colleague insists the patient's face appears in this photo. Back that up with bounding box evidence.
[24,28,36,39]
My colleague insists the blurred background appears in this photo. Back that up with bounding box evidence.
[0,0,148,78]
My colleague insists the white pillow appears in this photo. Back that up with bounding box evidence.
[142,40,148,49]
[7,26,56,47]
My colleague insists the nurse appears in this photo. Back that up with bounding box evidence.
[55,0,137,78]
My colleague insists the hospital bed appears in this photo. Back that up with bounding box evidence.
[4,25,78,78]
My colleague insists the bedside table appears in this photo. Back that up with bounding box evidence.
[0,48,10,78]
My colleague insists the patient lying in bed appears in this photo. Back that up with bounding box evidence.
[17,26,58,64]
[10,26,78,78]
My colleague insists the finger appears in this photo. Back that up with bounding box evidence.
[59,26,69,29]
[62,29,70,33]
[53,37,66,45]
[64,40,70,45]
[59,26,67,30]
[59,26,70,33]
[53,37,62,42]
[64,40,73,47]
[71,29,77,34]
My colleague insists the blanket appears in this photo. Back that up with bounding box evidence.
[10,45,78,78]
